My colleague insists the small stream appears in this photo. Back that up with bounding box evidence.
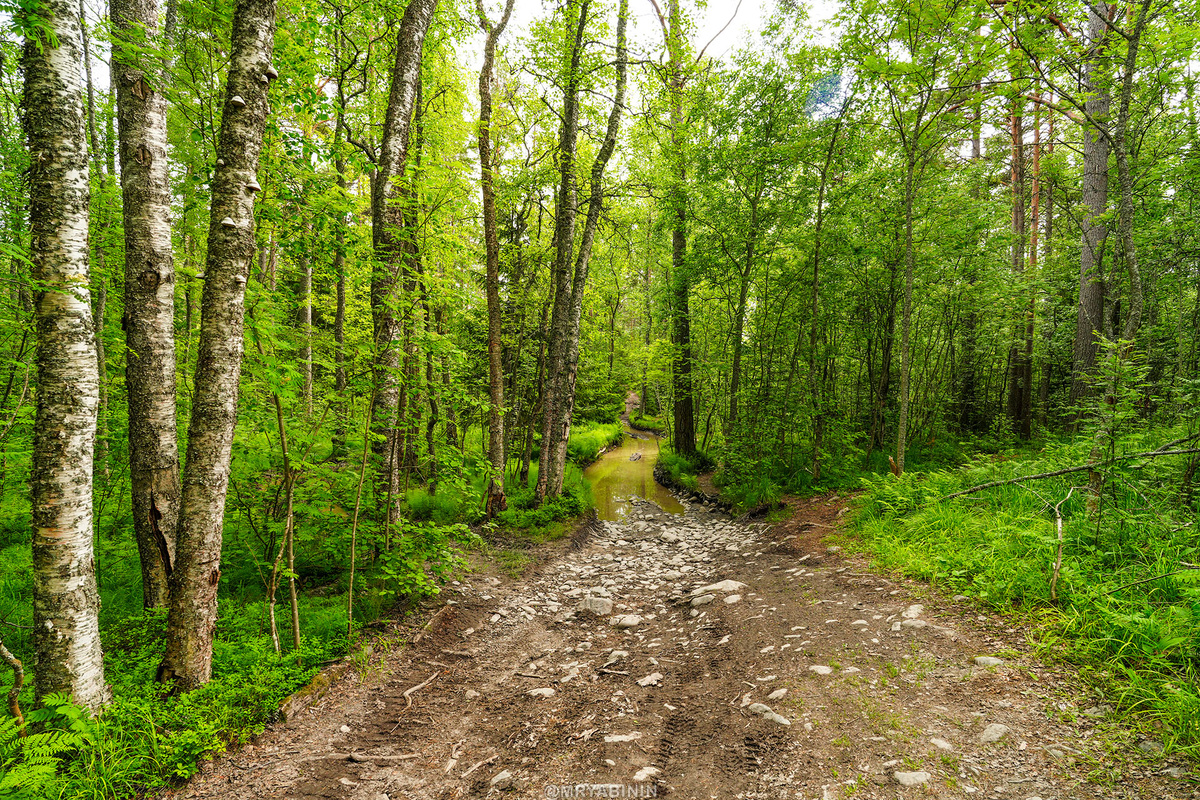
[582,427,685,521]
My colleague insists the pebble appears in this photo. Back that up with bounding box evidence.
[490,770,513,788]
[724,594,742,604]
[578,596,613,616]
[612,614,642,629]
[930,737,953,751]
[691,594,715,607]
[465,690,480,699]
[339,725,351,733]
[979,723,1010,743]
[660,532,680,543]
[808,665,834,675]
[604,732,642,742]
[693,579,748,594]
[894,771,931,786]
[633,766,660,782]
[902,604,924,619]
[768,688,787,700]
[974,656,1003,667]
[636,672,663,687]
[527,687,556,698]
[900,619,927,629]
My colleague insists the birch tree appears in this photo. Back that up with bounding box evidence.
[158,0,279,691]
[23,0,109,711]
[114,0,180,610]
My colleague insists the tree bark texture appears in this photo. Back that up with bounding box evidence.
[895,156,916,474]
[370,0,437,505]
[534,0,588,503]
[1071,4,1111,407]
[114,0,180,610]
[158,0,278,692]
[24,0,110,712]
[478,0,516,517]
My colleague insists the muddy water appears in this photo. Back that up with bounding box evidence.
[583,429,685,521]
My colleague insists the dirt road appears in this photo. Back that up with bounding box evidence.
[170,495,1193,800]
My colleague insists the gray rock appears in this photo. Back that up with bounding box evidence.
[612,614,642,629]
[490,769,514,788]
[1137,738,1163,754]
[527,687,555,698]
[900,619,927,629]
[692,579,748,595]
[763,711,791,726]
[578,596,613,616]
[902,604,924,619]
[636,672,663,687]
[978,723,1010,743]
[660,532,680,543]
[724,594,742,605]
[768,688,787,700]
[930,737,953,751]
[748,702,772,715]
[826,546,842,555]
[691,594,716,607]
[974,656,1003,668]
[808,665,834,675]
[894,771,931,786]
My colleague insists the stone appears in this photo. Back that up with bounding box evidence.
[604,732,643,743]
[636,672,663,687]
[1137,738,1164,754]
[748,703,772,715]
[527,687,556,698]
[490,770,513,788]
[691,594,716,607]
[633,766,660,782]
[768,688,787,700]
[979,723,1010,743]
[894,771,931,786]
[692,579,748,595]
[974,656,1003,667]
[900,619,927,629]
[902,604,924,619]
[952,594,969,602]
[763,711,791,726]
[808,665,834,675]
[465,690,480,699]
[660,532,680,543]
[930,737,953,751]
[612,614,642,629]
[724,594,742,605]
[578,596,613,616]
[339,725,351,733]
[826,546,842,555]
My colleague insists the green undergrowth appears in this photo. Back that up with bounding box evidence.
[658,447,713,494]
[565,421,624,465]
[840,430,1200,757]
[629,413,665,434]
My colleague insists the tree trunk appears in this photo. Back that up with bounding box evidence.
[332,124,348,457]
[538,0,627,499]
[534,0,588,503]
[371,0,437,514]
[1113,0,1150,346]
[158,0,278,692]
[895,154,916,475]
[1006,99,1031,438]
[478,0,515,516]
[24,0,109,712]
[114,0,180,609]
[1071,4,1112,408]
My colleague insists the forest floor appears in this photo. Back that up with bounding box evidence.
[164,494,1196,800]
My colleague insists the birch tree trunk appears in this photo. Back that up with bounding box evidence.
[478,0,516,517]
[158,0,278,691]
[24,0,109,712]
[534,0,587,503]
[371,0,437,516]
[114,0,180,610]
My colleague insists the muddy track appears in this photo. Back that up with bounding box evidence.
[167,495,1195,800]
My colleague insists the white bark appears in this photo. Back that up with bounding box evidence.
[24,0,109,712]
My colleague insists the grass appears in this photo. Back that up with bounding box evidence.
[839,430,1200,757]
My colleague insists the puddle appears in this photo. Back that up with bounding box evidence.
[582,429,685,521]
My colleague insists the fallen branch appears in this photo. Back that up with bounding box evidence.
[942,445,1200,501]
[389,671,440,733]
[0,638,24,735]
[460,754,498,778]
[1104,564,1200,595]
[348,752,420,763]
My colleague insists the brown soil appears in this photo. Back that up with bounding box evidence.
[165,494,1194,800]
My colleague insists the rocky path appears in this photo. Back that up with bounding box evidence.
[170,495,1194,800]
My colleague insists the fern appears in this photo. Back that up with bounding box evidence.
[0,692,89,800]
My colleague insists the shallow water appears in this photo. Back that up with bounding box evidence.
[582,429,685,521]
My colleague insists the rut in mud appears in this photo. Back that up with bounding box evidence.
[168,495,1194,800]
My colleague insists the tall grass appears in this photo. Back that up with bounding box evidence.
[843,433,1200,756]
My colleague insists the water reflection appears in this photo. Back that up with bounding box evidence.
[583,429,685,521]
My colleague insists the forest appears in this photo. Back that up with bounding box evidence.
[0,0,1198,793]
